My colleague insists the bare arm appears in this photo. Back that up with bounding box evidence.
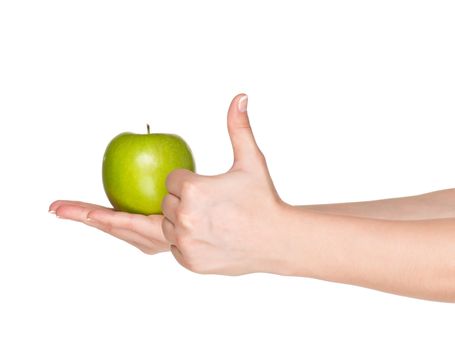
[155,94,455,302]
[299,188,455,220]
[49,95,455,302]
[281,205,455,302]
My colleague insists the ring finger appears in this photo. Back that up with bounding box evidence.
[161,193,180,224]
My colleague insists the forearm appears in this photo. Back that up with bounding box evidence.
[298,188,455,220]
[277,204,455,302]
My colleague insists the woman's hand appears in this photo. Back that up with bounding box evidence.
[49,200,169,254]
[161,94,290,275]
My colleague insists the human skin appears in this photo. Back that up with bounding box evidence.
[301,188,455,220]
[49,94,455,302]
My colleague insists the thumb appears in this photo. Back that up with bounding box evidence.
[227,93,264,170]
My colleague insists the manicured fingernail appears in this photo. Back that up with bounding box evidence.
[238,94,248,112]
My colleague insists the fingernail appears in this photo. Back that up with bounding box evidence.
[49,210,56,215]
[86,217,97,224]
[238,94,248,112]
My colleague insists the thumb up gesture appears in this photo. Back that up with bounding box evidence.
[162,94,288,275]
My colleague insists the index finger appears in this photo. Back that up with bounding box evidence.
[49,200,111,213]
[165,168,198,197]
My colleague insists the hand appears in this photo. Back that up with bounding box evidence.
[161,94,289,275]
[49,200,169,254]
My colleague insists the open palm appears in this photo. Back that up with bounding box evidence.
[49,200,169,254]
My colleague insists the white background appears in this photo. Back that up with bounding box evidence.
[1,0,454,349]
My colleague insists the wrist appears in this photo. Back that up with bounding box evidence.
[275,204,314,276]
[265,204,344,278]
[255,201,312,276]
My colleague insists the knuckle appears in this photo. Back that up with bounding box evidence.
[175,231,192,248]
[165,169,179,189]
[166,168,192,188]
[175,207,185,222]
[256,148,266,163]
[181,180,198,198]
[175,208,195,229]
[161,194,171,212]
[234,115,252,129]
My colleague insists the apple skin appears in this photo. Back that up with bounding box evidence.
[102,131,195,215]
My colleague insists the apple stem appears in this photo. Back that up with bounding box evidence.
[147,124,150,134]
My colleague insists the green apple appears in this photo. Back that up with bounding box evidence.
[102,125,195,215]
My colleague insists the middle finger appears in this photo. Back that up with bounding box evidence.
[161,193,180,224]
